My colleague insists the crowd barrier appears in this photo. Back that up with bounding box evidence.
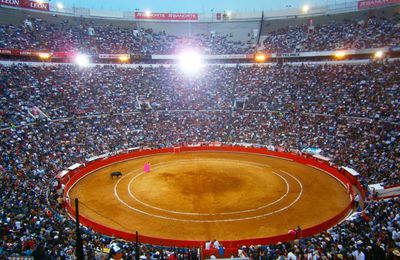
[62,145,361,249]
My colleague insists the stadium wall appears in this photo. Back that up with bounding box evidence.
[0,58,397,68]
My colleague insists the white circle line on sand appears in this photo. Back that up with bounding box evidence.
[126,159,289,215]
[113,164,303,222]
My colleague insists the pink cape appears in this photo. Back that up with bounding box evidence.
[144,163,150,173]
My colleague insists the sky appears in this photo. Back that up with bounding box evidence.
[59,0,346,12]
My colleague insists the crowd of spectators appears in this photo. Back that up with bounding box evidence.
[0,62,398,185]
[1,61,399,126]
[238,198,400,259]
[236,61,399,122]
[0,61,399,258]
[0,19,255,55]
[0,13,399,55]
[1,111,399,258]
[262,15,400,53]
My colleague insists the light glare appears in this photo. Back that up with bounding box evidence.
[119,54,130,62]
[374,50,384,59]
[302,5,310,13]
[255,53,267,62]
[334,51,346,59]
[178,51,204,75]
[57,2,63,9]
[38,52,51,59]
[74,54,90,67]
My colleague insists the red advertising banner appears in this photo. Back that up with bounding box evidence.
[134,12,198,21]
[21,0,49,11]
[0,0,49,11]
[358,0,400,9]
[0,49,37,56]
[52,51,75,58]
[0,49,13,55]
[0,0,19,7]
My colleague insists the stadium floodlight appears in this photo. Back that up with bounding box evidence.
[226,11,232,17]
[302,5,310,13]
[57,3,64,9]
[178,50,204,75]
[145,10,152,17]
[374,50,384,59]
[74,54,90,67]
[255,53,267,62]
[38,52,51,59]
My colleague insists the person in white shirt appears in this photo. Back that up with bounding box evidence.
[354,194,361,209]
[392,229,400,247]
[15,221,21,230]
[352,249,365,260]
[205,241,211,250]
[213,239,220,249]
[287,251,297,260]
[238,248,243,258]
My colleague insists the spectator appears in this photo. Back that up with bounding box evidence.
[263,15,400,53]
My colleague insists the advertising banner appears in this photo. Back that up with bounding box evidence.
[134,12,198,21]
[0,49,38,56]
[0,0,49,11]
[99,54,129,59]
[21,0,49,10]
[0,49,71,58]
[0,0,19,7]
[358,0,400,9]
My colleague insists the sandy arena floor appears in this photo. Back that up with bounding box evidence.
[68,151,351,242]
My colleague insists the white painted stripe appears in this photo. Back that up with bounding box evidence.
[122,159,288,215]
[306,164,348,190]
[181,150,294,161]
[113,168,303,222]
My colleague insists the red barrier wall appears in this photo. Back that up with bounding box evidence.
[63,146,358,248]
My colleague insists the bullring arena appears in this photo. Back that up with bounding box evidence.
[2,0,400,258]
[64,146,354,247]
